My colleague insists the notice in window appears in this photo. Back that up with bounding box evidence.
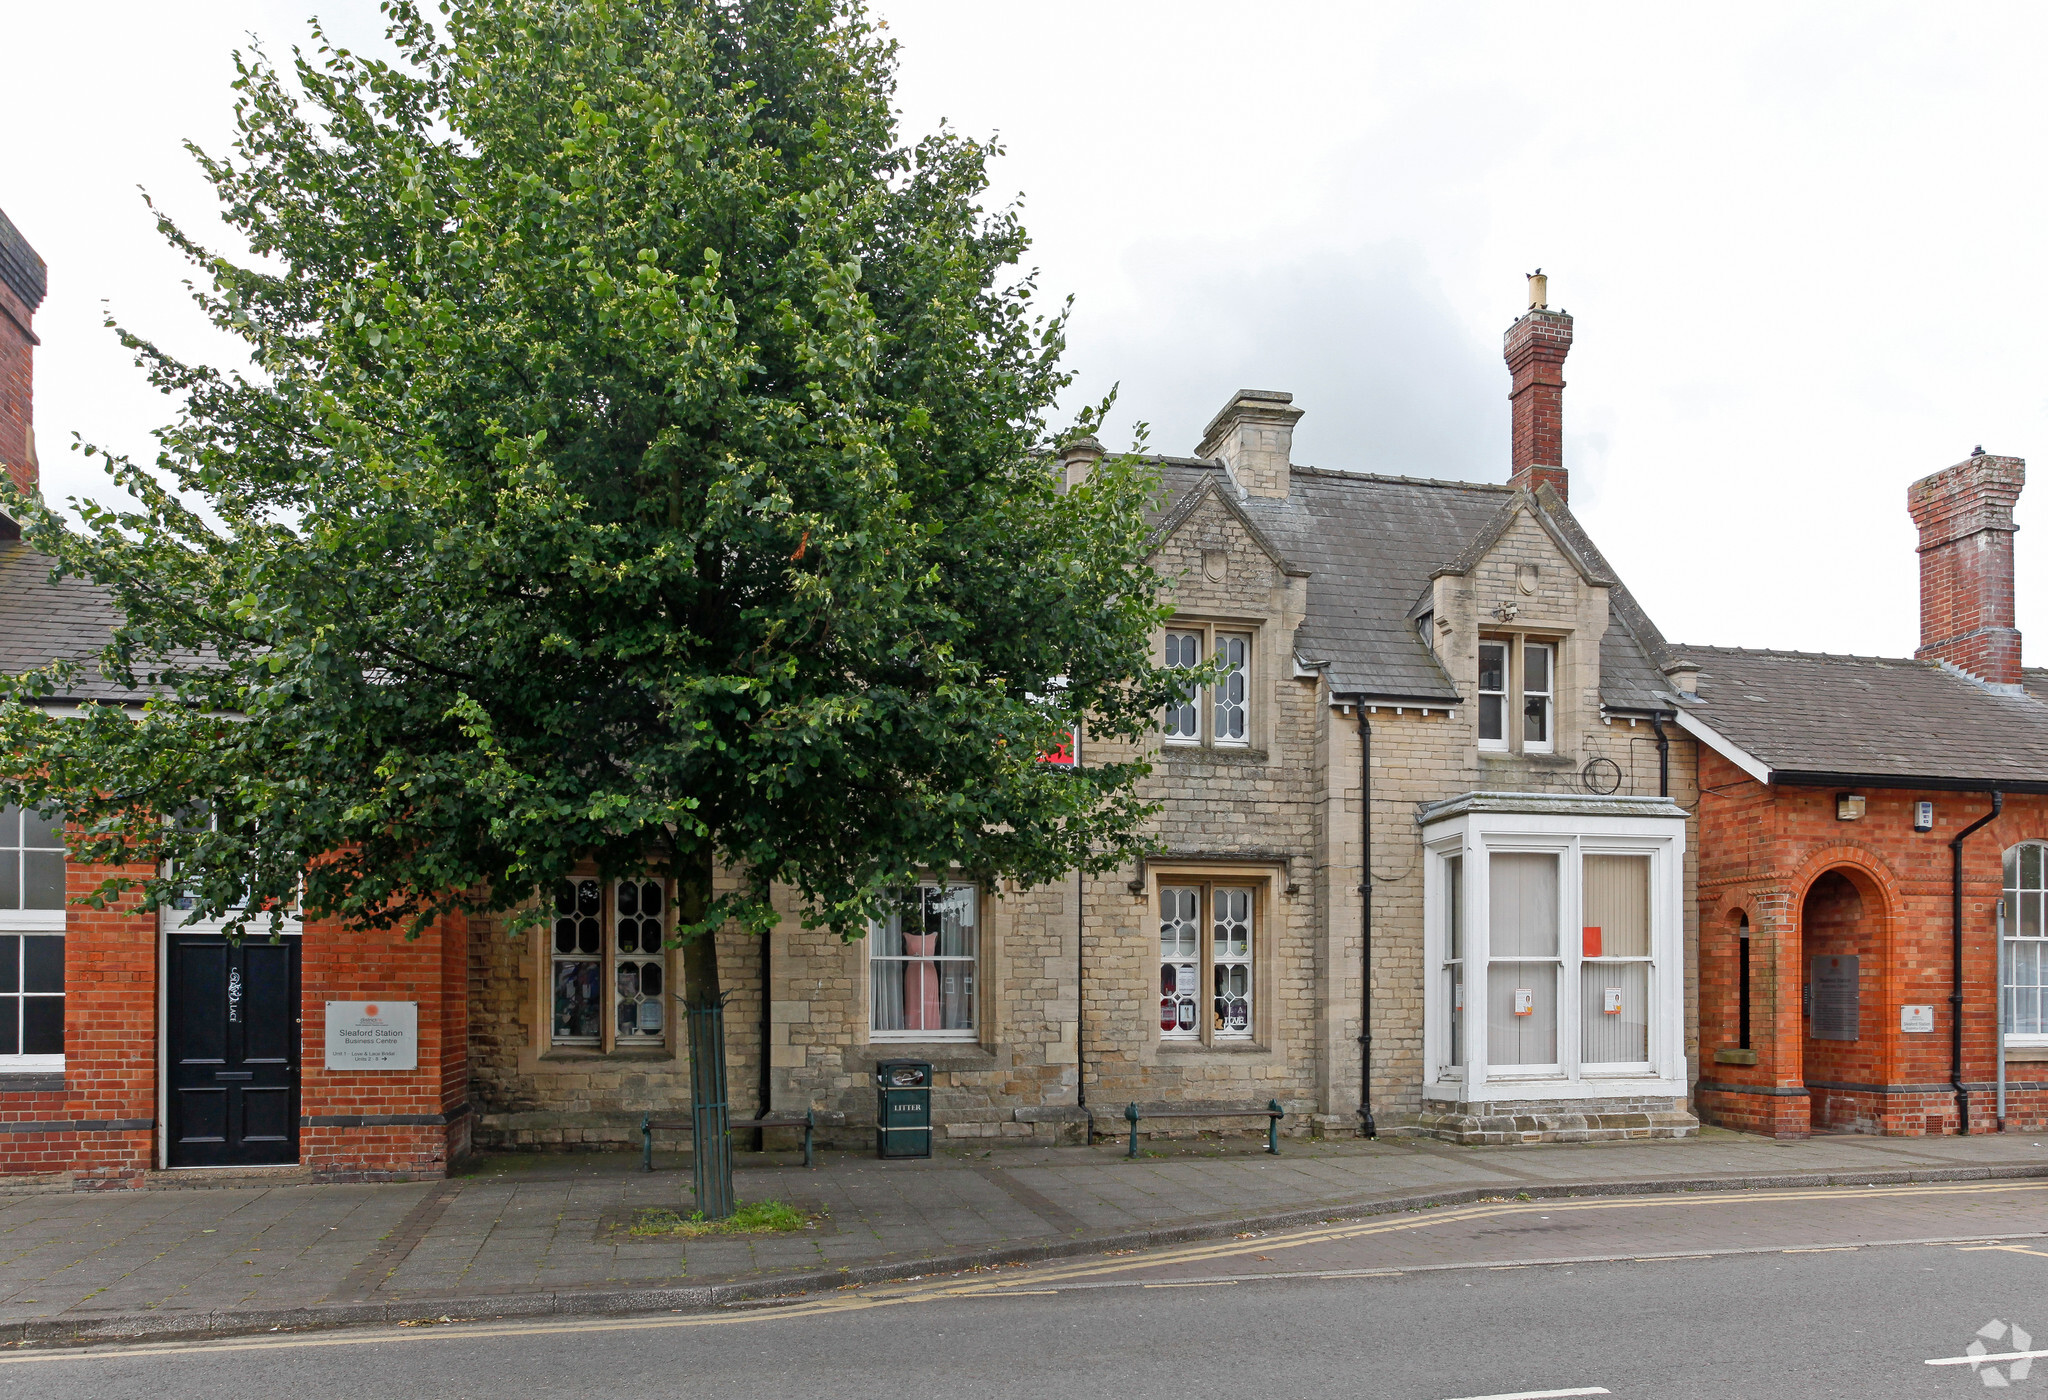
[325,1001,419,1070]
[1810,956,1860,1042]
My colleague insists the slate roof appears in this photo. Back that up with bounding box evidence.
[1673,644,2048,791]
[0,541,148,703]
[1147,461,1677,709]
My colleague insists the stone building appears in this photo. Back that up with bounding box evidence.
[467,274,1705,1152]
[1683,449,2048,1137]
[1,198,1704,1184]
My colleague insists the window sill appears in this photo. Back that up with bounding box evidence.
[1479,751,1577,769]
[851,1043,995,1071]
[0,1070,63,1093]
[539,1046,675,1062]
[1161,748,1270,767]
[1157,1039,1271,1056]
[2004,1044,2048,1062]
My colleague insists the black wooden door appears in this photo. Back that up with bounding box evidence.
[166,934,300,1167]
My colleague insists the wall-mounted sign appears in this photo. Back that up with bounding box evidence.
[325,1001,419,1070]
[1901,1004,1935,1034]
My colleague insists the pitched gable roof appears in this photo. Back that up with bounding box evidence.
[1672,644,2048,792]
[0,541,148,703]
[1146,462,1676,708]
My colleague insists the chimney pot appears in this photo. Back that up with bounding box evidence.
[1195,389,1301,499]
[1908,450,2025,687]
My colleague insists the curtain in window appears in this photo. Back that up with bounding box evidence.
[1581,854,1651,1062]
[1488,853,1558,1064]
[871,887,976,1033]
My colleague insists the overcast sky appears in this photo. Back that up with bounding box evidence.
[6,2,2047,657]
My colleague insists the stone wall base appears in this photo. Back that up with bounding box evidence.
[1416,1097,1698,1145]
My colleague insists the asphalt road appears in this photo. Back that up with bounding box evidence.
[6,1179,2048,1399]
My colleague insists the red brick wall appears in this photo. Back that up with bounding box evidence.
[1503,307,1573,500]
[1908,453,2024,687]
[1695,748,2048,1136]
[0,273,35,502]
[299,909,470,1181]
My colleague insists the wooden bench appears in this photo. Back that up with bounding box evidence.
[1117,1100,1284,1158]
[641,1110,816,1171]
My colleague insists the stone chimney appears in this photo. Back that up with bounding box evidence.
[1058,435,1103,492]
[1504,270,1573,501]
[0,206,45,537]
[1196,389,1300,499]
[1909,448,2025,688]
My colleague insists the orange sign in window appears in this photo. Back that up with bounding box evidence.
[1582,925,1603,958]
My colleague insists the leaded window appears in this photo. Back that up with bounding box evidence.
[1163,632,1202,741]
[1213,634,1249,746]
[1212,886,1254,1037]
[551,877,604,1044]
[870,884,978,1041]
[2004,844,2048,1044]
[614,879,666,1044]
[1159,881,1256,1043]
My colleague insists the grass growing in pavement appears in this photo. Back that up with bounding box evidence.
[629,1201,817,1237]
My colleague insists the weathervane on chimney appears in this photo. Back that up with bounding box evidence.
[1527,268,1547,311]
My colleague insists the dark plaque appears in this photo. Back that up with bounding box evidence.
[1810,954,1860,1041]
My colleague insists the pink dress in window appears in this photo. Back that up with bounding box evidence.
[901,924,942,1030]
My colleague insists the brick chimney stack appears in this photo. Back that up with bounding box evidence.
[1908,448,2025,688]
[0,206,46,537]
[1504,270,1573,501]
[1196,389,1301,499]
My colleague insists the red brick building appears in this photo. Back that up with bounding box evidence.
[1680,450,2048,1137]
[0,209,469,1185]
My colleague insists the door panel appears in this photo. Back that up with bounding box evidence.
[167,934,300,1167]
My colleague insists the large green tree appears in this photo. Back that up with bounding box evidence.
[0,0,1181,995]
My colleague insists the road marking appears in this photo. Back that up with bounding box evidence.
[1959,1244,2048,1258]
[1781,1246,1858,1253]
[1927,1348,2048,1367]
[1443,1388,1610,1399]
[1,1180,2044,1365]
[1142,1279,1237,1288]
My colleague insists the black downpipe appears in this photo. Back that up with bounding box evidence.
[1951,791,2003,1135]
[1356,703,1377,1139]
[1076,866,1088,1133]
[757,931,771,1152]
[1650,713,1670,799]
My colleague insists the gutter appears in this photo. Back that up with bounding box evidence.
[1950,792,2003,1135]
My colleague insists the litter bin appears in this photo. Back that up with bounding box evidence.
[875,1059,932,1158]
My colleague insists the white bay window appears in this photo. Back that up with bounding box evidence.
[1425,794,1685,1100]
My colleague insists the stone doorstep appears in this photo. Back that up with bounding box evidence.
[10,1157,2048,1348]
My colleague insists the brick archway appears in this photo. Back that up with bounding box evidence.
[1788,850,1902,1134]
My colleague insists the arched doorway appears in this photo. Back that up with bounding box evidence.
[1799,867,1886,1132]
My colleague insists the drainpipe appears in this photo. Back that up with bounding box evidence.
[757,930,772,1152]
[1649,713,1670,799]
[1355,701,1377,1139]
[1075,865,1088,1138]
[1951,791,2003,1135]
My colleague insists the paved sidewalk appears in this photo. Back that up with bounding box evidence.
[1,1127,2046,1344]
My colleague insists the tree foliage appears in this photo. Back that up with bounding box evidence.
[0,0,1183,947]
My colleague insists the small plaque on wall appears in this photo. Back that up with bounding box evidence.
[325,1001,419,1070]
[1901,1004,1935,1033]
[1810,956,1860,1042]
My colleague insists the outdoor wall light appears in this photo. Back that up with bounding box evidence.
[1915,801,1935,832]
[1837,793,1867,821]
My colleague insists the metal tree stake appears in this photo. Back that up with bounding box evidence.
[686,996,735,1219]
